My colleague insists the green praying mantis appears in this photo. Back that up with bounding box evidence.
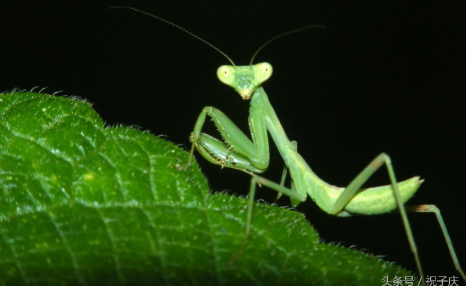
[111,6,465,283]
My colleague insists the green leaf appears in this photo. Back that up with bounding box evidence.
[0,91,412,285]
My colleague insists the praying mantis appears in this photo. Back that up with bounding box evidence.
[111,6,465,284]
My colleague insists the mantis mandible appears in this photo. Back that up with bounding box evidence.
[111,6,465,283]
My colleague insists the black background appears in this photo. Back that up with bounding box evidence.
[2,0,465,280]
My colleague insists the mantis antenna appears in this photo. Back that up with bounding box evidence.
[110,6,324,67]
[249,24,325,65]
[110,6,235,66]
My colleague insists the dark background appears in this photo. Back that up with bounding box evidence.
[2,0,465,280]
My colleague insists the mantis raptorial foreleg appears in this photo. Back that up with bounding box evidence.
[188,105,269,174]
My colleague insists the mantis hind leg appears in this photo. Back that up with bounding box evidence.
[328,153,464,284]
[405,205,466,282]
[326,153,424,281]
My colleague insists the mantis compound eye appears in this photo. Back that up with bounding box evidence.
[254,62,273,85]
[217,65,236,87]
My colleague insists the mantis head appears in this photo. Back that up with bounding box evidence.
[217,63,273,100]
